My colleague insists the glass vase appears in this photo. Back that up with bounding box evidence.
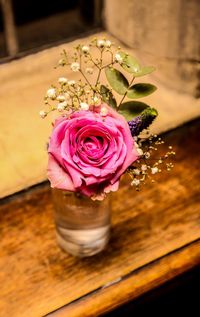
[51,189,111,257]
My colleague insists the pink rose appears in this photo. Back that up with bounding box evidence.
[47,105,138,199]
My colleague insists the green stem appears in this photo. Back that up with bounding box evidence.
[102,50,115,69]
[95,50,103,87]
[88,53,100,70]
[79,52,94,91]
[102,61,115,69]
[79,69,94,91]
[118,76,135,108]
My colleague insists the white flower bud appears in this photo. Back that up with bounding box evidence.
[58,77,68,84]
[115,53,123,63]
[46,88,56,99]
[131,179,140,186]
[57,95,66,102]
[86,67,93,75]
[100,106,108,116]
[105,40,111,48]
[133,169,140,175]
[141,164,147,171]
[57,101,67,111]
[39,110,47,118]
[97,39,105,48]
[145,152,150,159]
[137,148,144,156]
[82,45,90,53]
[58,59,65,66]
[151,167,159,174]
[80,102,89,110]
[68,80,76,86]
[70,62,80,72]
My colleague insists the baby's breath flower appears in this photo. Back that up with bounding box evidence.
[127,134,175,191]
[105,40,111,48]
[115,53,123,63]
[151,167,159,174]
[71,62,80,72]
[100,106,108,116]
[131,179,140,186]
[133,168,140,175]
[57,101,67,112]
[57,95,66,102]
[145,152,151,159]
[80,102,89,110]
[68,80,76,86]
[46,88,56,99]
[58,59,66,66]
[39,110,47,118]
[141,164,147,171]
[137,148,143,156]
[58,77,68,84]
[82,45,90,53]
[86,67,94,75]
[97,39,105,48]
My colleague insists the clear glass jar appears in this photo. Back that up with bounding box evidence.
[51,189,111,257]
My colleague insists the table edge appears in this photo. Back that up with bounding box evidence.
[46,238,200,317]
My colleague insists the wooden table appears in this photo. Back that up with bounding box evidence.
[0,119,200,317]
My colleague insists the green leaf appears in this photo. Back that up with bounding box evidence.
[127,83,157,99]
[141,107,158,120]
[132,66,156,77]
[100,85,117,109]
[105,67,128,95]
[139,107,158,130]
[118,51,141,74]
[117,51,156,77]
[118,101,150,120]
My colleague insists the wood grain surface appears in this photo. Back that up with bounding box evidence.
[0,119,200,317]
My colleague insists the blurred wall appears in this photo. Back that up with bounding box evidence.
[104,0,200,97]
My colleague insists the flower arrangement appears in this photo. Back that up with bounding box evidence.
[40,38,175,200]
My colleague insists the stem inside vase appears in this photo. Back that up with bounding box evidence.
[52,189,111,257]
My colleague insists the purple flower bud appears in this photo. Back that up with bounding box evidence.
[128,108,158,136]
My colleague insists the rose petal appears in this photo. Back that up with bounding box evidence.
[47,154,75,191]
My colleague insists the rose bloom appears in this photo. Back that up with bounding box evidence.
[47,105,138,200]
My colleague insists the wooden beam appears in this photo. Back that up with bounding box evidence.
[1,0,18,56]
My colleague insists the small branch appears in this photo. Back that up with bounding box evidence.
[102,61,115,69]
[95,50,103,86]
[79,69,94,90]
[88,53,100,70]
[79,53,94,90]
